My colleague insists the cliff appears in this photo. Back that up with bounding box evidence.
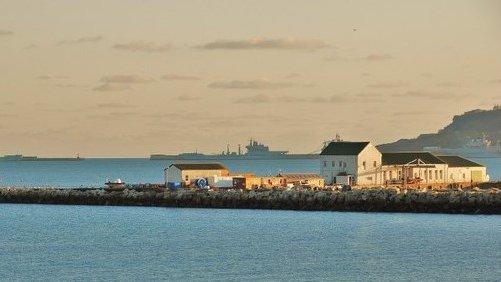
[1,187,500,214]
[378,106,501,152]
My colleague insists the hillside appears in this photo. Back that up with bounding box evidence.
[378,106,501,152]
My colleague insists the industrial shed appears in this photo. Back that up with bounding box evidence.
[164,163,229,187]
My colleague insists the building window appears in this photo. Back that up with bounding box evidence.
[363,161,366,170]
[339,161,342,167]
[185,175,189,181]
[463,173,465,179]
[439,170,443,179]
[343,162,347,168]
[435,170,438,180]
[383,171,387,180]
[324,161,327,167]
[389,171,393,179]
[373,161,377,167]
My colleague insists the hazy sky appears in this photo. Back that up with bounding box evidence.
[1,0,500,157]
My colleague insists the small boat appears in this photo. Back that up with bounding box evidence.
[105,179,126,191]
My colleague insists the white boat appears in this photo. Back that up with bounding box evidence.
[105,179,126,190]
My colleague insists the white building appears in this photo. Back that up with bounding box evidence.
[320,141,489,186]
[320,141,382,185]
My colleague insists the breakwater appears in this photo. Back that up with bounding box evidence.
[1,187,500,214]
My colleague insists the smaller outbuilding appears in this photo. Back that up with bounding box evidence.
[232,176,284,190]
[277,173,325,188]
[165,163,229,188]
[437,155,489,183]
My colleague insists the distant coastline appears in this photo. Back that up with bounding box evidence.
[0,154,84,162]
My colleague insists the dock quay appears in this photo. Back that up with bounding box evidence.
[1,186,500,214]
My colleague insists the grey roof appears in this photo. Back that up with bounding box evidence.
[382,152,446,165]
[436,155,484,167]
[320,142,370,155]
[169,163,227,170]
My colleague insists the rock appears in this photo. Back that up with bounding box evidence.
[0,186,500,214]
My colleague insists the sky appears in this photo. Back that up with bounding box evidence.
[1,0,500,157]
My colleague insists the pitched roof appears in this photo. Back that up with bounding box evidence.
[382,152,446,165]
[169,163,227,170]
[278,173,323,179]
[320,141,370,155]
[436,155,484,167]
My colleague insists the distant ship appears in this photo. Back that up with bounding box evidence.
[0,154,84,161]
[422,135,501,157]
[150,139,318,160]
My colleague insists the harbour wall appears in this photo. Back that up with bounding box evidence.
[0,187,500,214]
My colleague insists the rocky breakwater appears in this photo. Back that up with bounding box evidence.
[0,187,500,214]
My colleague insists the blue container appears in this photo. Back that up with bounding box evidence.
[167,182,182,190]
[196,178,208,189]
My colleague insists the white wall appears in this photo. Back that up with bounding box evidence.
[320,155,358,185]
[165,166,182,184]
[356,144,382,185]
[165,167,230,186]
[447,166,488,183]
[208,176,234,188]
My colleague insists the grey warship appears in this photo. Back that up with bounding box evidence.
[150,139,318,160]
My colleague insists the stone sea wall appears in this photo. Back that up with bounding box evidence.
[0,187,500,214]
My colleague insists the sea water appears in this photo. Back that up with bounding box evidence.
[1,158,500,281]
[0,205,499,281]
[0,157,499,188]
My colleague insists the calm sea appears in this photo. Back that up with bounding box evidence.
[1,158,500,281]
[0,205,500,281]
[0,157,499,188]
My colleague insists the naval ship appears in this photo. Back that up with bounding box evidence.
[150,139,318,160]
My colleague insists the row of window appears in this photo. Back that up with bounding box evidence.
[323,161,347,168]
[383,169,445,181]
[323,160,378,169]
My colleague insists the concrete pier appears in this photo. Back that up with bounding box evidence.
[1,187,500,214]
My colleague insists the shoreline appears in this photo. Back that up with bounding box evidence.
[1,187,500,214]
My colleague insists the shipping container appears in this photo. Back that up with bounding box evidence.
[167,182,182,190]
[208,175,234,188]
